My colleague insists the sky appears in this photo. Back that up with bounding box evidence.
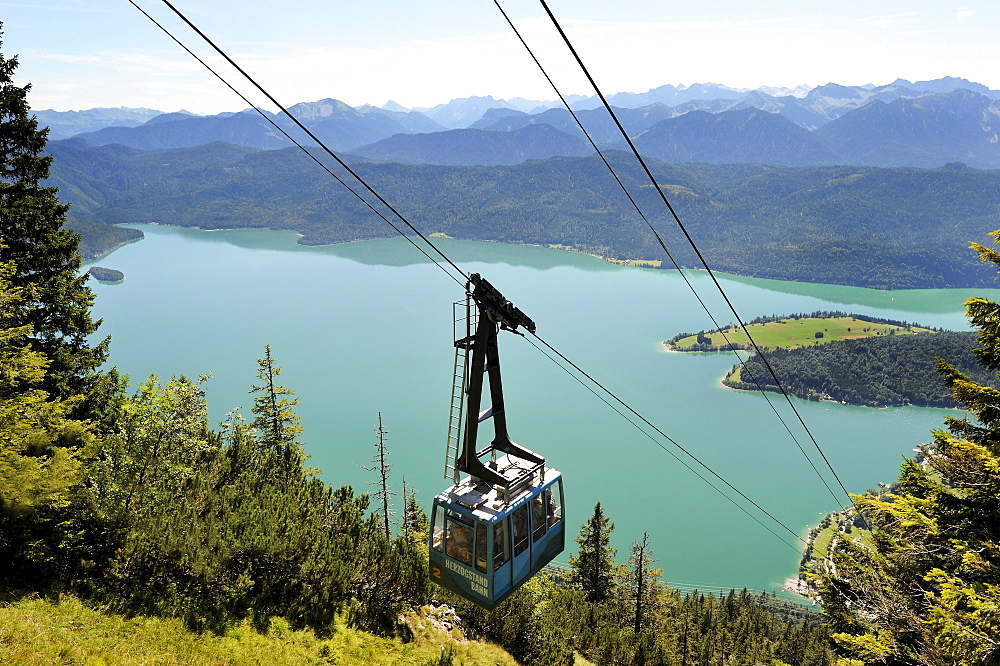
[4,0,1000,114]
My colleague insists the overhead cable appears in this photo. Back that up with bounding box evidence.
[524,335,803,551]
[534,0,859,512]
[529,332,806,546]
[492,0,842,508]
[131,0,820,550]
[128,1,468,289]
[154,0,470,287]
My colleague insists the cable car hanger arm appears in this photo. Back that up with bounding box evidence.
[468,273,535,336]
[458,274,543,495]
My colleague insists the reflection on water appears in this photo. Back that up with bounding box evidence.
[722,272,977,314]
[152,225,619,271]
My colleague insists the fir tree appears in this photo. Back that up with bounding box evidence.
[569,501,617,604]
[0,28,107,400]
[0,257,94,512]
[401,478,428,549]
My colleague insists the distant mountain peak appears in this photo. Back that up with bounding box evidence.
[286,98,354,120]
[143,111,200,126]
[382,100,409,112]
[891,76,992,95]
[811,83,864,99]
[756,83,813,98]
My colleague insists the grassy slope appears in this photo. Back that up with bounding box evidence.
[670,316,936,351]
[0,595,518,666]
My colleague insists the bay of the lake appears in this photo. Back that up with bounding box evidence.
[88,224,996,599]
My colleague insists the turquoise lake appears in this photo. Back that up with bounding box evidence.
[87,224,998,600]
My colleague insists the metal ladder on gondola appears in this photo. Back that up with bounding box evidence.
[444,294,476,483]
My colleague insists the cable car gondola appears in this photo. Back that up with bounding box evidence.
[428,273,565,609]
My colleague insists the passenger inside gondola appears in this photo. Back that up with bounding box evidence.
[445,513,473,566]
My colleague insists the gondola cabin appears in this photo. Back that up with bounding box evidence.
[429,273,565,608]
[429,458,564,609]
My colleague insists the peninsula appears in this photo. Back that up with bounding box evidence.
[664,312,935,352]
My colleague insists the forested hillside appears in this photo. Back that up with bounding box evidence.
[351,123,593,165]
[725,330,992,407]
[48,139,1000,289]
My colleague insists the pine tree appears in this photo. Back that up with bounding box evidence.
[401,478,428,548]
[0,28,107,400]
[569,501,617,604]
[816,232,1000,665]
[250,345,303,453]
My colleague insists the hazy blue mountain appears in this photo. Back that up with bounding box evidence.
[71,99,431,152]
[142,111,204,125]
[478,104,679,144]
[396,87,1000,168]
[74,109,298,150]
[472,81,943,142]
[478,106,585,135]
[504,97,558,113]
[354,104,445,133]
[679,91,829,129]
[646,84,926,130]
[468,107,529,129]
[892,76,999,98]
[522,79,951,118]
[816,90,1000,168]
[605,82,746,107]
[418,95,525,129]
[620,108,841,166]
[350,124,593,166]
[284,98,432,149]
[796,83,925,123]
[32,106,167,140]
[44,77,1000,167]
[485,83,751,114]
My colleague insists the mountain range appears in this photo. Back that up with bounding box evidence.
[35,76,1000,290]
[34,77,1000,170]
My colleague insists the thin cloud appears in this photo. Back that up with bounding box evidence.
[956,7,975,24]
[867,12,919,29]
[5,1,117,12]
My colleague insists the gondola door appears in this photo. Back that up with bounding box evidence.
[509,500,532,589]
[490,515,510,603]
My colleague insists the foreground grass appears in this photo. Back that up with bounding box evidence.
[0,595,517,666]
[670,315,936,351]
